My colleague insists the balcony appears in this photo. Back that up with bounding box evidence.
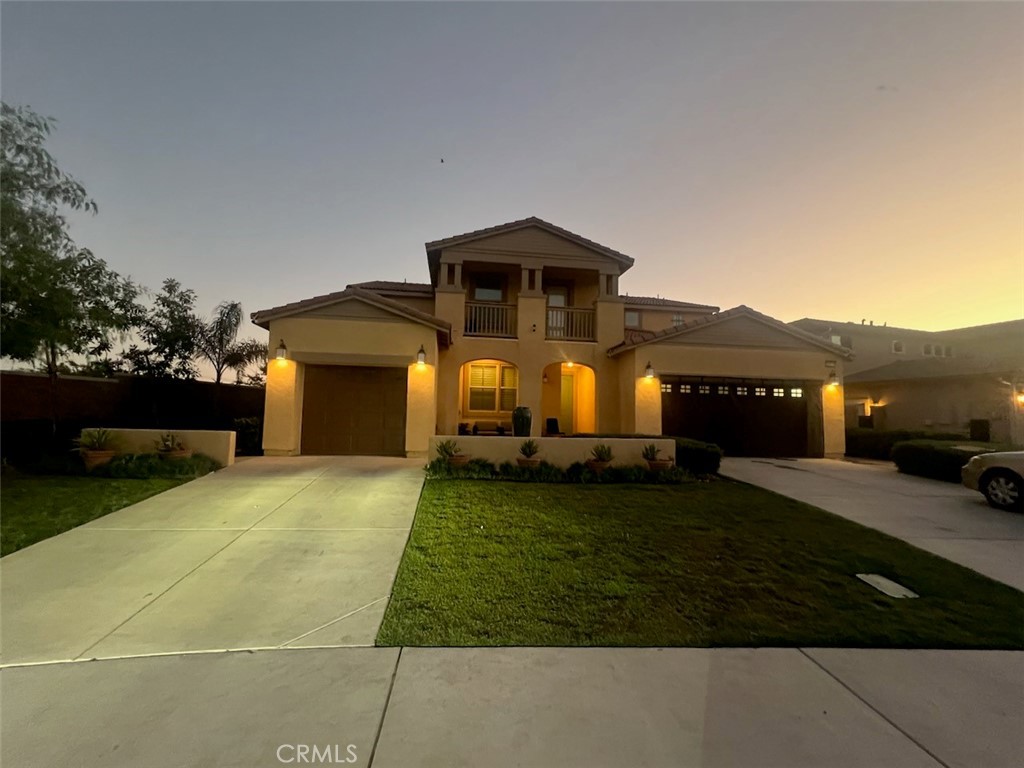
[546,307,595,341]
[465,301,517,338]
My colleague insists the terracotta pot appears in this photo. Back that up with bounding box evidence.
[159,449,193,461]
[447,454,471,467]
[646,459,673,472]
[82,450,116,471]
[517,457,541,468]
[585,459,611,474]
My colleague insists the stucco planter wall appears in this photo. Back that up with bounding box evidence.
[86,428,237,467]
[428,436,676,469]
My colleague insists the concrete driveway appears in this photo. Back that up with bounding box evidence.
[721,457,1024,590]
[0,456,423,665]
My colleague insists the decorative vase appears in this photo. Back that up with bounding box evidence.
[516,457,541,468]
[159,449,193,461]
[646,459,673,472]
[585,459,611,474]
[447,454,470,467]
[82,450,116,471]
[512,406,532,437]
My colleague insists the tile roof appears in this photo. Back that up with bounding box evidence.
[250,286,451,338]
[608,305,853,358]
[845,356,1024,383]
[424,216,635,267]
[621,295,719,311]
[348,280,434,295]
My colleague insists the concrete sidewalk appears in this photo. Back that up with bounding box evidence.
[2,646,1021,768]
[0,456,423,665]
[720,457,1024,590]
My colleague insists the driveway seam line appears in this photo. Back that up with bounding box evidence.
[367,646,402,768]
[71,466,333,660]
[279,596,390,647]
[797,648,952,768]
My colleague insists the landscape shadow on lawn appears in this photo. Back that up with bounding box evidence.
[377,479,1024,649]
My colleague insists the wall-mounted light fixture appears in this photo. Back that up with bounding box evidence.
[566,361,574,368]
[542,373,549,384]
[645,361,655,379]
[275,339,288,360]
[1016,391,1024,406]
[827,370,839,387]
[416,345,426,366]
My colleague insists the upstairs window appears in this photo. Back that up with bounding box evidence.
[672,313,685,327]
[472,274,505,303]
[467,364,517,412]
[923,343,934,356]
[625,310,641,329]
[944,345,953,357]
[891,340,904,354]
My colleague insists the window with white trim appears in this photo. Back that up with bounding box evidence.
[891,340,904,354]
[624,310,641,329]
[672,313,684,327]
[467,363,517,412]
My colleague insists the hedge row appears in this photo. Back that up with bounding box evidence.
[425,458,694,484]
[91,453,223,479]
[845,428,965,460]
[890,440,1008,483]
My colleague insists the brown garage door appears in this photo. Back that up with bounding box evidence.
[301,365,407,456]
[661,376,822,458]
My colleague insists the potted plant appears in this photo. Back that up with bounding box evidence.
[436,439,470,467]
[74,428,117,471]
[642,443,673,472]
[517,439,541,468]
[155,432,193,461]
[586,444,613,474]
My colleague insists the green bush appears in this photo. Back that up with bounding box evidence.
[93,453,222,479]
[674,438,722,475]
[427,458,691,485]
[233,417,263,456]
[890,440,1003,483]
[846,429,965,460]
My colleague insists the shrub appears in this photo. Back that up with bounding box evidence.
[435,439,462,458]
[673,438,722,475]
[426,459,690,485]
[519,439,540,458]
[890,440,1004,483]
[641,443,662,461]
[845,429,965,460]
[74,428,115,452]
[497,460,564,483]
[233,417,263,456]
[93,453,222,479]
[590,444,613,462]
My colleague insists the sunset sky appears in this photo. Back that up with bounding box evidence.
[3,1,1022,343]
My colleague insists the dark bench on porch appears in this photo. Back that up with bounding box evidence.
[468,421,513,436]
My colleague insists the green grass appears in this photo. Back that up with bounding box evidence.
[377,480,1024,648]
[0,474,187,556]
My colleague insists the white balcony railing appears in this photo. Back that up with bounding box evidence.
[465,302,517,338]
[546,307,595,341]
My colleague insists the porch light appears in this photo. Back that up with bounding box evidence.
[416,345,427,366]
[645,361,655,379]
[827,371,838,387]
[1016,391,1024,406]
[275,339,288,360]
[566,361,574,368]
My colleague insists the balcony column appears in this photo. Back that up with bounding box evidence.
[453,263,463,290]
[520,267,543,296]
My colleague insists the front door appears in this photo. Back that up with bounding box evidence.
[560,374,574,434]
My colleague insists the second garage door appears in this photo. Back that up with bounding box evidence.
[301,365,407,456]
[661,377,822,457]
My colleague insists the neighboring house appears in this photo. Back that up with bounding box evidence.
[252,218,850,458]
[791,317,1024,444]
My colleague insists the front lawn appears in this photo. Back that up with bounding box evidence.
[0,474,186,556]
[377,480,1024,648]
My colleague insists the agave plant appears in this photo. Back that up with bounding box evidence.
[519,439,540,458]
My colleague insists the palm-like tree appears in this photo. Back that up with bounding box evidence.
[197,300,242,383]
[224,337,267,385]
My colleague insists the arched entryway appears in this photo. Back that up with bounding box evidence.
[458,358,519,433]
[541,362,596,435]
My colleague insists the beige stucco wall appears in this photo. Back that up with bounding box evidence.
[428,435,676,468]
[94,428,236,466]
[262,316,439,456]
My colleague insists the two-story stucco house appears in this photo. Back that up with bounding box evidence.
[252,218,850,458]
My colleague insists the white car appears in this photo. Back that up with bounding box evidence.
[962,451,1024,511]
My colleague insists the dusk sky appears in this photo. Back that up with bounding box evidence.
[3,1,1022,346]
